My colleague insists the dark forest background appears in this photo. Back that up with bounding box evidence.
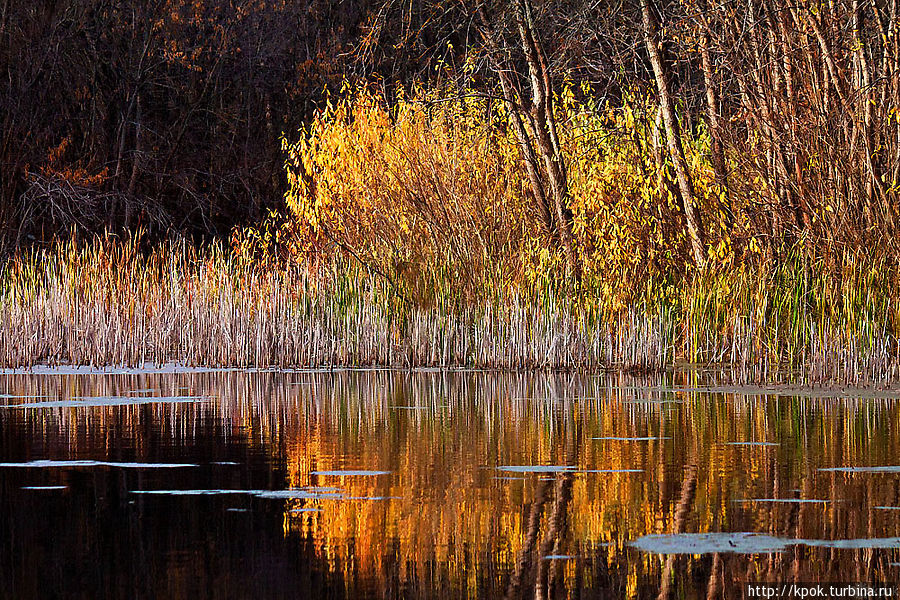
[2,0,898,257]
[1,0,442,247]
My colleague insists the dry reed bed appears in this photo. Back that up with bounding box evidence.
[0,240,897,383]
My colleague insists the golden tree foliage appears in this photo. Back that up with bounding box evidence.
[282,84,740,310]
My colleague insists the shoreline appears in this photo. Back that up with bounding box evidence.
[3,364,900,393]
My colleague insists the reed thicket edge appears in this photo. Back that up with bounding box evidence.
[0,234,896,383]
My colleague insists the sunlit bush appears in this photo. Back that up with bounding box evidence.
[281,84,743,312]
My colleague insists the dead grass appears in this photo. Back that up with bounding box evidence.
[0,236,896,383]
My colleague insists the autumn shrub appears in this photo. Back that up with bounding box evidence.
[275,83,899,374]
[286,86,744,310]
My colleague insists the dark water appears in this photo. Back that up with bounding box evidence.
[2,370,900,599]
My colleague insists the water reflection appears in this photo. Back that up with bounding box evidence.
[1,370,900,598]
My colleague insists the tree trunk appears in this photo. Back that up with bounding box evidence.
[126,94,142,228]
[478,0,579,284]
[495,67,557,237]
[640,0,706,268]
[697,21,730,230]
[515,0,579,282]
[853,0,886,225]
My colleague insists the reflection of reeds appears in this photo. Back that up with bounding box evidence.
[0,236,897,382]
[5,371,900,597]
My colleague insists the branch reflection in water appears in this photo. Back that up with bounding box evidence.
[1,369,900,598]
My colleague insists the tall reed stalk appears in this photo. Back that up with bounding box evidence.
[0,236,896,383]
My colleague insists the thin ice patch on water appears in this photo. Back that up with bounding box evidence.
[131,488,343,499]
[631,533,792,554]
[819,466,900,473]
[389,405,434,410]
[303,486,342,493]
[876,506,900,510]
[0,394,51,399]
[542,555,576,560]
[0,460,197,469]
[345,496,402,501]
[494,476,526,481]
[666,384,900,400]
[254,490,344,500]
[211,461,239,465]
[128,389,158,394]
[132,489,250,496]
[21,485,68,490]
[624,399,683,405]
[2,396,209,409]
[497,465,576,473]
[802,538,900,549]
[310,470,391,476]
[225,508,249,513]
[577,469,643,474]
[734,498,832,504]
[727,442,779,446]
[593,437,669,441]
[291,508,322,513]
[630,533,900,555]
[0,365,248,375]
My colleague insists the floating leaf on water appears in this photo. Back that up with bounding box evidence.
[310,470,391,476]
[629,533,792,554]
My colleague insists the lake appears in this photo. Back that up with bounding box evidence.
[2,369,900,598]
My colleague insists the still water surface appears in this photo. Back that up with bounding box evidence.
[2,370,900,598]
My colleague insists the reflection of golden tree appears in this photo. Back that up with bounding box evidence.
[6,371,900,597]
